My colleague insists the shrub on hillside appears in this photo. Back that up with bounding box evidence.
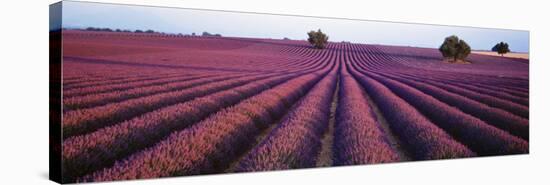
[202,31,222,37]
[83,27,113,32]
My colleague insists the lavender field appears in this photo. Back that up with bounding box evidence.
[60,30,528,182]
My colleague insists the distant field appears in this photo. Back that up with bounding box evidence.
[60,30,529,183]
[472,51,529,59]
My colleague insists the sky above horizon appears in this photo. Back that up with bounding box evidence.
[59,1,529,52]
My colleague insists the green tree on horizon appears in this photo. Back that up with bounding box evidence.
[492,42,511,56]
[439,35,471,62]
[307,29,329,49]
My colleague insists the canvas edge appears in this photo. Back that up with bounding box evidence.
[49,1,63,184]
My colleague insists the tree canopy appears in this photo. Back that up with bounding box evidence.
[439,35,471,62]
[492,42,511,56]
[307,29,329,49]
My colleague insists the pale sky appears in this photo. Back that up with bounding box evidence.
[58,1,529,52]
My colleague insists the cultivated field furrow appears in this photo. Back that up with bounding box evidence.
[63,73,249,110]
[62,72,310,181]
[395,73,529,118]
[360,71,528,155]
[235,60,338,171]
[63,73,211,97]
[377,73,529,140]
[347,61,476,160]
[63,73,278,138]
[80,62,333,182]
[63,71,187,90]
[332,61,402,165]
[402,73,529,101]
